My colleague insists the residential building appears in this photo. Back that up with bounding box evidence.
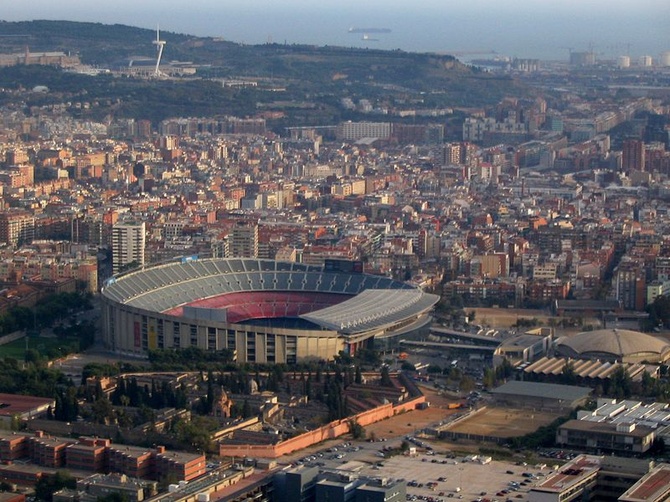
[112,221,146,274]
[0,211,35,247]
[230,221,259,258]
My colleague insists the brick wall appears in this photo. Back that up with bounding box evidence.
[219,395,426,459]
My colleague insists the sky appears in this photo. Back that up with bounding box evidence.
[3,1,670,60]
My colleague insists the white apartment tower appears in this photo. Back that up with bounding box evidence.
[112,221,146,274]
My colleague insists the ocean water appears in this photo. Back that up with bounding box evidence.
[5,3,670,61]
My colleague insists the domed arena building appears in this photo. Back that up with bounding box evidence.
[555,328,670,364]
[101,258,439,363]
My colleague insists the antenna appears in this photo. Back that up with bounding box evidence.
[153,24,166,77]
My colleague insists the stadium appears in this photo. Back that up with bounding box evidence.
[101,258,439,363]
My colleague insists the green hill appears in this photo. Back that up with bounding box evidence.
[0,20,525,127]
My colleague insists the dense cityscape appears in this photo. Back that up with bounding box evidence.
[0,17,668,502]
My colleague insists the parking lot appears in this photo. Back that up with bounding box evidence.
[363,453,544,502]
[290,438,553,502]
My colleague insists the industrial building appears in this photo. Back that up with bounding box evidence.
[529,455,664,502]
[489,381,592,412]
[555,398,670,455]
[278,466,405,502]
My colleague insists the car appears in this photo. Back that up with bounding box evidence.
[506,470,514,475]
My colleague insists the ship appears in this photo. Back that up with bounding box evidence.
[348,27,392,34]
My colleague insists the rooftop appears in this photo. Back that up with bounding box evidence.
[619,464,670,502]
[559,419,655,438]
[0,393,55,417]
[531,455,601,494]
[490,380,592,402]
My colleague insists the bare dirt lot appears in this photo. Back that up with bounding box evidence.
[471,307,600,333]
[446,407,560,438]
[362,385,464,438]
[471,307,548,328]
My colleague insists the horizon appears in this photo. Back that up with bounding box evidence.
[2,1,669,61]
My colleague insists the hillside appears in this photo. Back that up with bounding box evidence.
[0,20,527,128]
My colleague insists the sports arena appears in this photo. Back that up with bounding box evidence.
[100,258,439,363]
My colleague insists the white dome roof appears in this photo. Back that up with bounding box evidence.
[556,329,670,362]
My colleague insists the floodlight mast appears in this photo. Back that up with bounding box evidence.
[153,25,166,77]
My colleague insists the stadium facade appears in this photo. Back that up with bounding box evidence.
[100,258,439,363]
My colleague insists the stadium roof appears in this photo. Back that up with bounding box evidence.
[300,289,438,334]
[491,381,592,402]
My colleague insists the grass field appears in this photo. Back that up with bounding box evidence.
[446,407,560,438]
[0,335,77,360]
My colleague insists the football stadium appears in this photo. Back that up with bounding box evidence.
[100,258,439,363]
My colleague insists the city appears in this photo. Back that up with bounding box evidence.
[0,11,668,502]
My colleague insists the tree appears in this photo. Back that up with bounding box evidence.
[203,371,215,415]
[172,416,216,453]
[401,361,415,371]
[608,366,632,399]
[560,361,577,386]
[91,397,114,425]
[648,437,665,456]
[482,368,495,389]
[97,493,130,502]
[35,471,76,502]
[459,376,476,393]
[348,418,365,439]
[641,371,656,397]
[242,399,251,418]
[380,366,393,387]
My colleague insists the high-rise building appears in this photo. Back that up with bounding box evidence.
[622,139,645,172]
[112,221,146,274]
[230,221,259,258]
[442,143,462,165]
[614,260,646,311]
[0,210,35,247]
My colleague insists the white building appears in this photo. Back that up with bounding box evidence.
[112,221,146,274]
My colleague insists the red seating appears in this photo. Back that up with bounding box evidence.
[164,291,353,323]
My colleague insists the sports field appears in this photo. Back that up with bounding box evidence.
[446,406,560,438]
[0,335,77,360]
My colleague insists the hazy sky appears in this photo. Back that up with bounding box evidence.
[4,0,669,60]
